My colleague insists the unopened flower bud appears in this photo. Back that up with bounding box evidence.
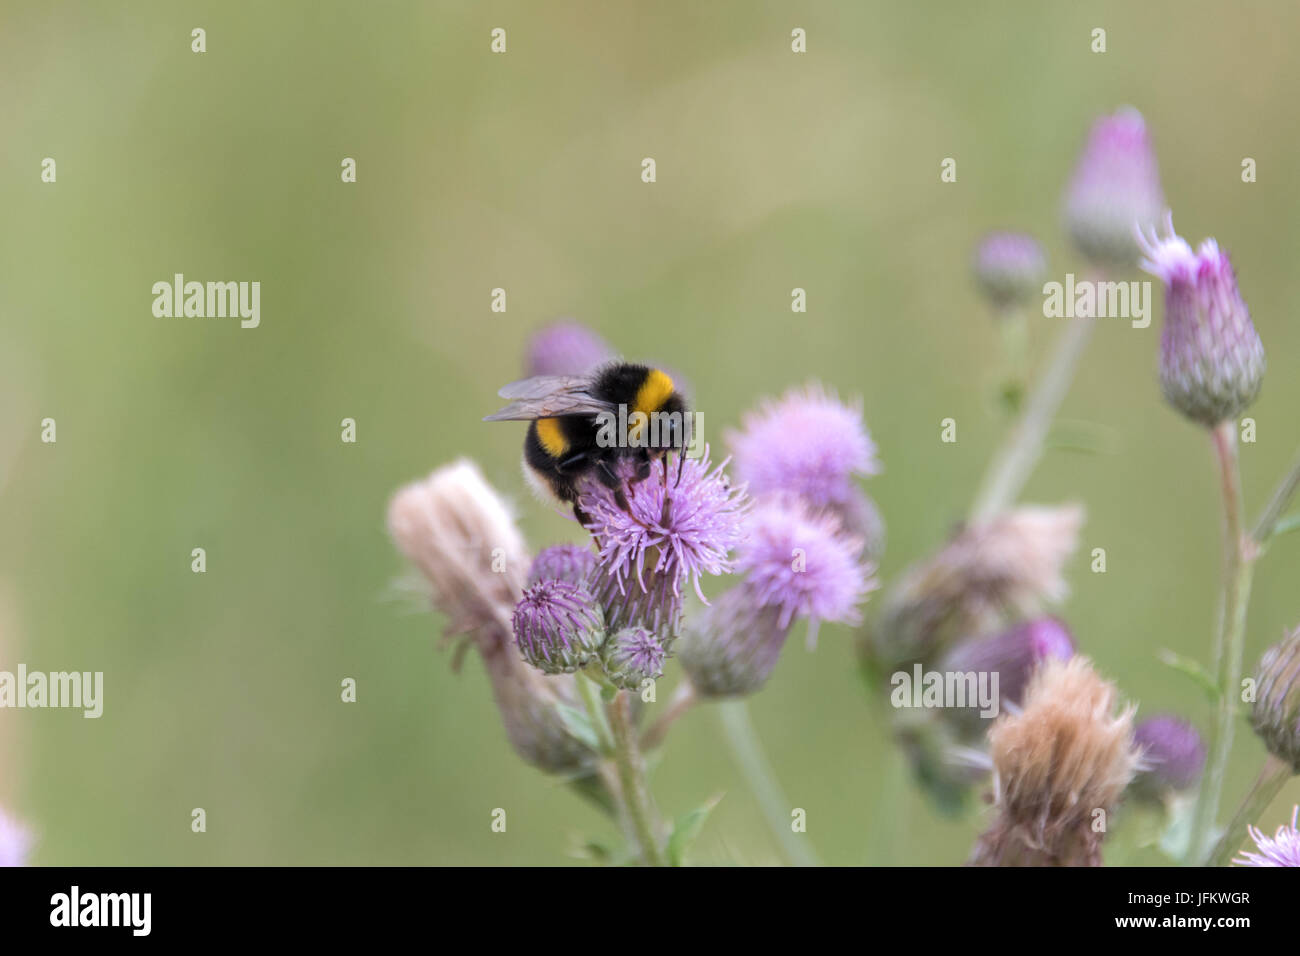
[940,617,1075,728]
[528,544,597,587]
[512,580,605,675]
[1131,715,1206,797]
[600,627,667,691]
[1138,216,1265,427]
[1251,628,1300,772]
[1063,107,1165,268]
[973,232,1048,310]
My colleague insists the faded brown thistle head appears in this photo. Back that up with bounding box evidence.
[870,503,1083,670]
[387,460,591,772]
[970,656,1137,866]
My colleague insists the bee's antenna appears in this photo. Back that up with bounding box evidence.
[674,450,686,489]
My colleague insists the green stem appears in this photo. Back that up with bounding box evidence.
[718,700,822,867]
[970,313,1098,521]
[607,691,666,866]
[1207,754,1292,867]
[1188,422,1257,864]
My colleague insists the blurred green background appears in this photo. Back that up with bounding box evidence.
[2,0,1298,865]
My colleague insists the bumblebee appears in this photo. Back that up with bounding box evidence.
[484,362,690,515]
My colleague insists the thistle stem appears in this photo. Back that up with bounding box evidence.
[970,313,1098,521]
[718,700,822,867]
[607,690,666,866]
[641,680,697,751]
[1188,422,1257,864]
[1207,754,1292,867]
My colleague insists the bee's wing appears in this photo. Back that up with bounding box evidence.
[483,374,615,421]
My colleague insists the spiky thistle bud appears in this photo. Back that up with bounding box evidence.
[970,657,1137,866]
[973,232,1048,311]
[512,580,606,675]
[1137,215,1265,427]
[528,543,597,587]
[600,627,667,691]
[1063,107,1165,268]
[1130,715,1206,798]
[1251,627,1300,772]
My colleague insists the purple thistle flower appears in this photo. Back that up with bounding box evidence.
[940,616,1076,717]
[600,626,667,691]
[1138,215,1265,427]
[679,498,876,696]
[525,319,616,377]
[737,498,876,638]
[727,383,879,512]
[0,807,32,867]
[511,579,605,675]
[973,231,1048,310]
[1063,107,1165,268]
[1234,806,1300,867]
[1131,715,1206,794]
[579,448,748,638]
[528,543,597,587]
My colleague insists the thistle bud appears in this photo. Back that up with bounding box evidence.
[1251,627,1300,772]
[939,616,1075,727]
[1130,715,1206,797]
[528,544,597,587]
[512,580,606,675]
[973,232,1048,311]
[600,627,667,691]
[525,319,615,377]
[1138,216,1265,427]
[1063,107,1165,268]
[970,657,1137,866]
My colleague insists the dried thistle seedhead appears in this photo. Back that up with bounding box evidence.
[387,460,591,773]
[387,459,528,654]
[971,656,1137,866]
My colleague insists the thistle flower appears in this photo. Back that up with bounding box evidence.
[973,232,1048,310]
[512,580,605,674]
[0,807,32,867]
[970,657,1138,866]
[872,504,1083,669]
[525,319,615,377]
[387,461,593,772]
[600,626,667,691]
[1250,627,1300,772]
[1138,216,1265,427]
[1063,106,1165,268]
[679,498,875,696]
[528,543,597,587]
[939,616,1076,721]
[1234,806,1300,867]
[727,383,879,512]
[1130,715,1206,796]
[579,448,748,638]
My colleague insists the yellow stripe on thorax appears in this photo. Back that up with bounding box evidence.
[633,369,675,415]
[536,417,568,457]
